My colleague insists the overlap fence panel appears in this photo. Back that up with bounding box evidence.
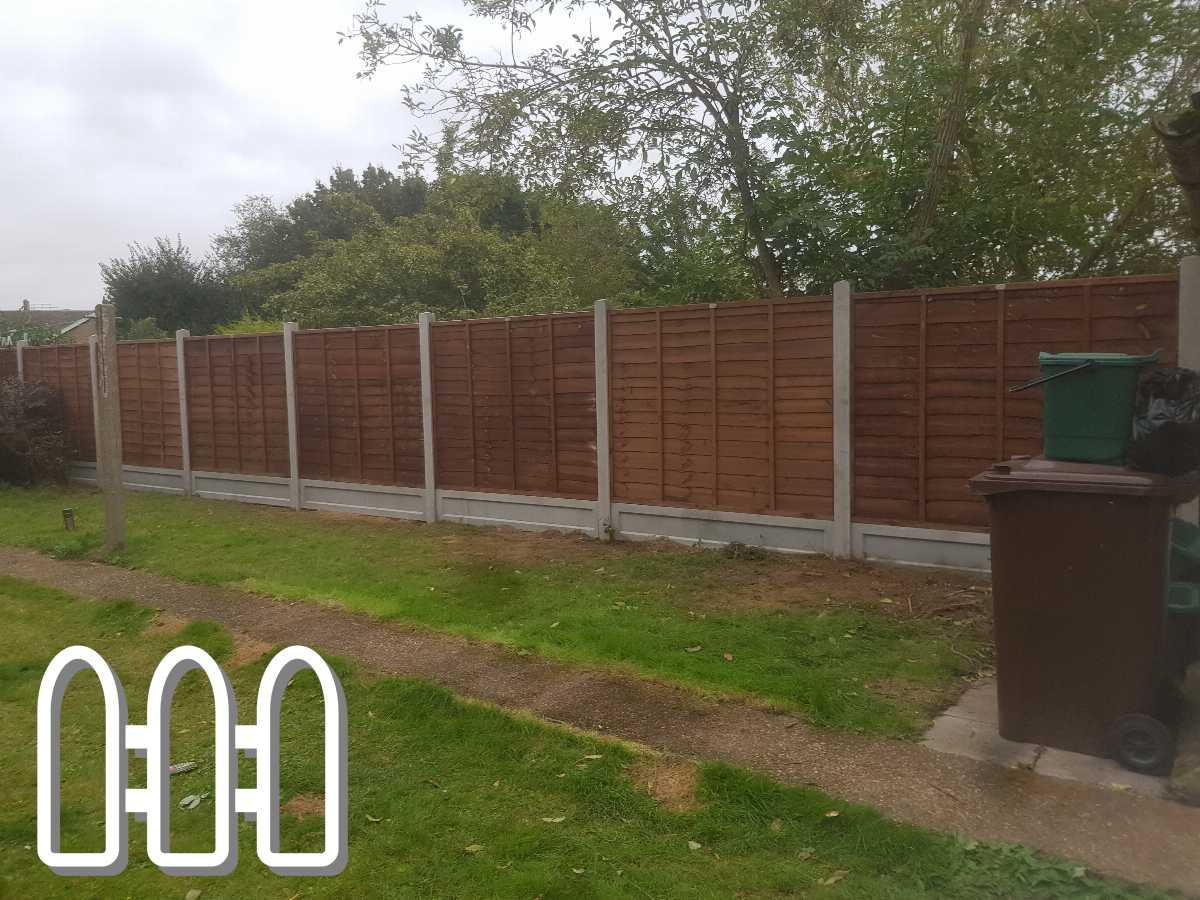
[20,344,96,461]
[116,340,182,469]
[294,325,424,486]
[431,313,597,498]
[19,270,1182,561]
[609,298,834,517]
[0,347,16,380]
[852,274,1178,529]
[183,334,288,476]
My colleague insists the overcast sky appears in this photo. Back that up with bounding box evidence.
[1,0,568,311]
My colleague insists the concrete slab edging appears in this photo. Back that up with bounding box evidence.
[68,463,995,571]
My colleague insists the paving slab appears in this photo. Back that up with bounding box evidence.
[924,678,1168,799]
[937,677,1001,726]
[922,713,1039,768]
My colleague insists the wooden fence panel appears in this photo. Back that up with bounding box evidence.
[431,314,596,498]
[852,274,1179,530]
[773,298,835,517]
[14,272,1177,541]
[115,340,182,469]
[294,325,424,486]
[0,347,16,380]
[610,298,834,517]
[183,335,288,476]
[20,344,96,461]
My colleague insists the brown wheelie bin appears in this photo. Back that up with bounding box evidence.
[969,457,1198,773]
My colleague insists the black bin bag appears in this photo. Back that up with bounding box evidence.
[1128,367,1200,476]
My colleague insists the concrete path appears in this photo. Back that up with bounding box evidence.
[3,546,1198,895]
[923,679,1168,799]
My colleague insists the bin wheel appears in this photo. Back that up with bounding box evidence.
[1109,714,1174,774]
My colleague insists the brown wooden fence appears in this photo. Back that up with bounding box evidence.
[432,313,597,498]
[0,347,16,381]
[116,340,182,469]
[20,344,96,461]
[294,326,423,485]
[183,334,289,477]
[15,271,1183,537]
[609,299,834,518]
[852,274,1177,528]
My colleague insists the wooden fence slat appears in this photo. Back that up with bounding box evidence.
[506,318,517,490]
[257,334,269,473]
[656,310,664,504]
[710,305,719,508]
[548,316,560,494]
[231,338,243,474]
[352,329,364,482]
[995,287,1006,461]
[917,294,928,523]
[466,322,477,489]
[384,328,397,485]
[767,302,776,511]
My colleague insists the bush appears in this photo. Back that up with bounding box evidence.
[0,379,70,485]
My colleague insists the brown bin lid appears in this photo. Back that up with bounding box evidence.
[968,456,1200,499]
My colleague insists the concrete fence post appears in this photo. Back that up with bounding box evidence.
[1179,256,1200,523]
[15,339,26,381]
[594,299,612,540]
[418,312,438,523]
[175,329,192,496]
[95,304,125,551]
[283,322,301,510]
[832,280,854,557]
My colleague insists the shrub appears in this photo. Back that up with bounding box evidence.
[0,379,70,485]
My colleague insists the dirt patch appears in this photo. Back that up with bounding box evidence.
[145,611,189,637]
[302,505,671,567]
[282,793,324,819]
[867,676,967,716]
[630,757,701,812]
[229,631,272,668]
[438,525,681,568]
[692,552,992,636]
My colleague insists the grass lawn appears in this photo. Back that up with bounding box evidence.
[0,575,1155,899]
[0,486,990,738]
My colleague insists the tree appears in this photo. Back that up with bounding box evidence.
[1153,91,1200,241]
[211,195,297,274]
[252,207,579,327]
[118,318,169,341]
[9,324,69,347]
[618,177,759,304]
[345,0,855,298]
[903,0,988,268]
[212,167,430,277]
[229,161,644,323]
[217,314,285,335]
[766,0,1200,290]
[100,237,235,334]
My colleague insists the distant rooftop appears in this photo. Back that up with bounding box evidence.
[0,299,93,334]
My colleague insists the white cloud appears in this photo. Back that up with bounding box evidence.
[0,0,601,309]
[0,0,413,309]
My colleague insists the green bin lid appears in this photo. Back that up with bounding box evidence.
[1038,351,1160,367]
